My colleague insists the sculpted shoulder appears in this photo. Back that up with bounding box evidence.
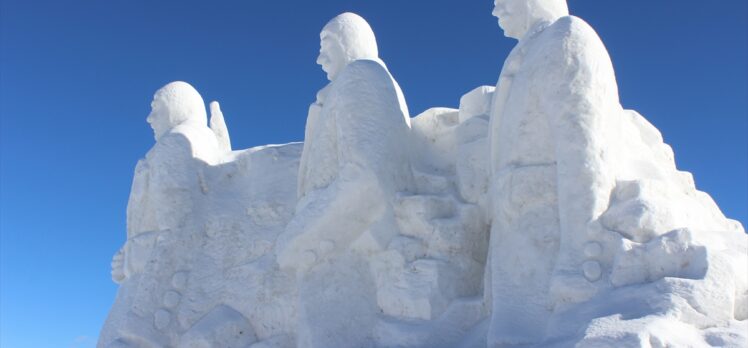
[147,125,218,164]
[333,59,397,97]
[169,125,220,163]
[533,15,613,75]
[549,16,597,39]
[544,16,607,52]
[144,131,192,164]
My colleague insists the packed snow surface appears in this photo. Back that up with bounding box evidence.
[100,4,747,348]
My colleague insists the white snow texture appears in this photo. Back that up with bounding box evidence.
[99,5,747,348]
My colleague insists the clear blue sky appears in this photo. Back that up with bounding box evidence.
[1,1,745,346]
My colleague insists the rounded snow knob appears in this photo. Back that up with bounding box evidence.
[154,309,171,330]
[302,250,318,265]
[163,291,181,308]
[582,261,602,282]
[171,271,189,289]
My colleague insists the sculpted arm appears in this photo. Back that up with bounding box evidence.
[113,133,199,283]
[333,60,411,186]
[209,101,232,154]
[540,17,620,295]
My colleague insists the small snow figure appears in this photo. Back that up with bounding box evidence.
[101,82,222,348]
[114,81,220,282]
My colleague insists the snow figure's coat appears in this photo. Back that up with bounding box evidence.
[485,0,747,346]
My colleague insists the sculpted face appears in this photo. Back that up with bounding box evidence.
[493,0,569,40]
[146,96,173,141]
[317,13,379,82]
[492,0,530,40]
[146,81,207,141]
[317,31,348,81]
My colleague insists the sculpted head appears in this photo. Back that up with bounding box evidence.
[492,0,569,39]
[146,81,208,141]
[317,12,379,81]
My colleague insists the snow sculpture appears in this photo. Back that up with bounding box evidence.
[275,13,414,347]
[484,0,747,346]
[100,7,748,348]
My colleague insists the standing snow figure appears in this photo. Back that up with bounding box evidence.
[485,0,747,346]
[275,12,413,348]
[485,0,608,343]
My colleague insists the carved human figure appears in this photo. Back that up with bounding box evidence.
[485,0,622,344]
[296,13,410,201]
[111,81,220,283]
[278,12,411,273]
[485,0,747,346]
[274,12,412,347]
[101,82,225,347]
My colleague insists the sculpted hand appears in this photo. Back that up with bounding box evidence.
[111,247,126,284]
[275,216,319,273]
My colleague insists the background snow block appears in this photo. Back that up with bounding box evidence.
[601,178,736,244]
[458,85,495,123]
[610,229,707,287]
[376,258,482,321]
[455,117,489,205]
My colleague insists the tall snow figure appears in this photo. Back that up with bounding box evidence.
[485,1,607,343]
[275,12,412,347]
[485,0,747,345]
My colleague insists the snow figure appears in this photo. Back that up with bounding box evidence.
[275,13,413,347]
[111,81,220,284]
[101,81,301,348]
[101,81,226,347]
[295,12,411,201]
[485,0,747,346]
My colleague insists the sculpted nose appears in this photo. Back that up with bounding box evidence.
[492,3,504,18]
